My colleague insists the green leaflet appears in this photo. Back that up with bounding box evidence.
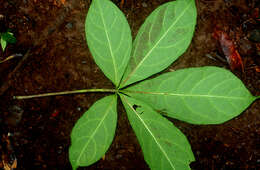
[120,94,194,170]
[120,0,196,88]
[1,37,7,51]
[69,95,117,170]
[1,32,16,44]
[85,0,132,86]
[124,67,257,124]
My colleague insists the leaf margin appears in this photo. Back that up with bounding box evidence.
[120,94,195,170]
[120,0,197,88]
[69,94,117,170]
[123,66,257,124]
[85,0,132,87]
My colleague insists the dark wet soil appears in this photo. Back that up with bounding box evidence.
[0,0,260,169]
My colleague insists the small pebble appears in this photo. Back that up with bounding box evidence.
[65,22,73,29]
[115,154,122,159]
[77,107,82,111]
[142,2,148,8]
[8,132,14,137]
[6,105,24,126]
[57,146,63,154]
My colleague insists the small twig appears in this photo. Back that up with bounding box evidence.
[0,53,23,64]
[205,54,217,61]
[0,49,31,95]
[205,53,227,63]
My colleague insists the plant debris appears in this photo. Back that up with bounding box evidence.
[213,29,244,72]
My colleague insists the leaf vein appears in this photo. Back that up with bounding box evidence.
[122,0,193,86]
[76,98,115,165]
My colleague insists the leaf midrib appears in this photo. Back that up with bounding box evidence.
[98,1,118,84]
[122,96,176,170]
[123,90,253,100]
[122,0,193,87]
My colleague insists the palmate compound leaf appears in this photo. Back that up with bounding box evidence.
[120,94,195,170]
[69,95,117,170]
[124,67,257,124]
[120,0,197,88]
[85,0,132,87]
